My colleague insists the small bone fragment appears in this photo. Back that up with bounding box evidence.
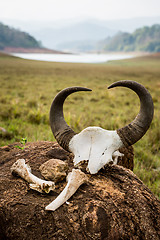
[11,159,55,193]
[45,169,88,211]
[39,159,68,182]
[112,150,124,165]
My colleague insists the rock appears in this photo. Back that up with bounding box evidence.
[39,159,68,182]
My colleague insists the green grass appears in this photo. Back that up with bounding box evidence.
[0,53,160,198]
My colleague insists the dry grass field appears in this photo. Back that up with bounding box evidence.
[0,53,160,198]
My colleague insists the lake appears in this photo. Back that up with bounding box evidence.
[12,53,135,63]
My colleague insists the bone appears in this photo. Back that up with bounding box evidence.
[45,169,88,211]
[69,127,124,174]
[112,150,124,165]
[11,159,55,193]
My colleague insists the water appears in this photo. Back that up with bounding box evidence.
[12,52,134,63]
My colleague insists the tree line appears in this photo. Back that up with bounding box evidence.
[103,24,160,52]
[0,22,42,50]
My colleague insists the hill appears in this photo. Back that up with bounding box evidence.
[27,17,160,52]
[31,20,117,51]
[0,22,65,54]
[0,22,42,50]
[102,24,160,52]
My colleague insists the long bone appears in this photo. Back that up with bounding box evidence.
[11,159,55,193]
[50,81,154,174]
[45,169,88,211]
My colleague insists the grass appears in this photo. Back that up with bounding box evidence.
[0,53,160,198]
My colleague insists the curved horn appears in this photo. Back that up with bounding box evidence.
[108,80,154,146]
[50,87,92,151]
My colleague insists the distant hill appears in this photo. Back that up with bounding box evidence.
[24,16,160,51]
[1,17,160,53]
[102,24,160,52]
[0,22,42,50]
[0,22,68,54]
[31,20,117,51]
[1,21,160,53]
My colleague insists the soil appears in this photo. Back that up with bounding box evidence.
[0,141,160,240]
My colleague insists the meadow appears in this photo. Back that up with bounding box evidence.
[0,53,160,198]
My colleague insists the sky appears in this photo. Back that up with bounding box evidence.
[0,0,160,22]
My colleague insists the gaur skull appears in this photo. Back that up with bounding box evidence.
[45,80,154,211]
[50,80,154,174]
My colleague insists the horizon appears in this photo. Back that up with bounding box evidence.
[1,16,160,51]
[1,15,160,35]
[1,0,160,51]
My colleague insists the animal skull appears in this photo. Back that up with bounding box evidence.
[69,127,123,174]
[12,80,154,212]
[46,80,154,211]
[50,80,154,174]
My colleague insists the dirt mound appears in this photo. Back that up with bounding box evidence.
[0,141,160,240]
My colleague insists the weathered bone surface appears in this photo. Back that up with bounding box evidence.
[45,169,88,211]
[112,150,124,165]
[11,159,55,193]
[69,127,124,174]
[39,159,68,182]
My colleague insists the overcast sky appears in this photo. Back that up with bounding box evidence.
[0,0,160,22]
